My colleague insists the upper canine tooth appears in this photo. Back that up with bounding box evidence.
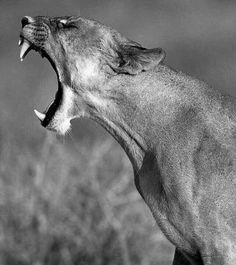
[34,109,46,122]
[20,39,32,61]
[18,38,23,46]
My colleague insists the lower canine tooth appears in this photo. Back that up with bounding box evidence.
[34,109,46,121]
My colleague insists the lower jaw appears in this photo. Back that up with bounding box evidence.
[45,118,72,135]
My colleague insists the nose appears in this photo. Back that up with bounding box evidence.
[21,16,35,27]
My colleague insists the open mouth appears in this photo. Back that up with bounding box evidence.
[19,35,62,129]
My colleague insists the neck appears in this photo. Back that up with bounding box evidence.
[85,64,178,172]
[91,113,147,172]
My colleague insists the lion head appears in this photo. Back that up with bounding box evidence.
[19,16,165,134]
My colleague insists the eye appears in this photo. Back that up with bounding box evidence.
[57,19,77,29]
[58,19,67,29]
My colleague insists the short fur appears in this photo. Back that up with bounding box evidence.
[20,15,236,265]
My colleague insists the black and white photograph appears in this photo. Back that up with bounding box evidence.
[1,1,236,264]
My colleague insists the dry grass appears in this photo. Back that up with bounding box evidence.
[0,132,173,265]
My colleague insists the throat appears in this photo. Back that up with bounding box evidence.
[84,74,151,172]
[90,111,147,172]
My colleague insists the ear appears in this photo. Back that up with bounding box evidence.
[113,45,166,75]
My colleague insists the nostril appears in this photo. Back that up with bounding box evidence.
[21,16,35,27]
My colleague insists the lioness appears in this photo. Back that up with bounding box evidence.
[19,16,236,265]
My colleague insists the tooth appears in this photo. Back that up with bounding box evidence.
[34,109,46,121]
[20,39,32,61]
[18,38,23,46]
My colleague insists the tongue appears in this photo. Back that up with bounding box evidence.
[20,39,32,61]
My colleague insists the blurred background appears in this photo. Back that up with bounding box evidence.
[1,0,236,264]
